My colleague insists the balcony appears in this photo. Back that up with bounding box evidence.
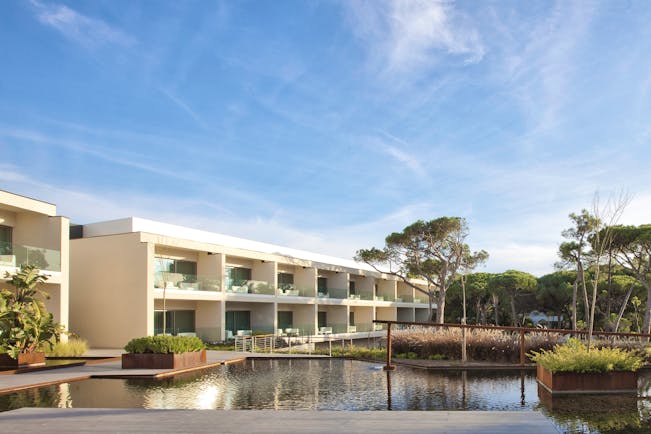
[317,288,347,299]
[277,284,313,297]
[396,294,414,303]
[226,280,275,295]
[154,272,220,292]
[0,242,61,272]
[348,292,373,301]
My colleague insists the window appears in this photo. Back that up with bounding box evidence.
[226,267,252,288]
[155,258,197,280]
[278,273,294,290]
[318,311,327,328]
[226,310,251,333]
[154,310,195,335]
[349,311,355,326]
[277,311,293,330]
[0,225,12,255]
[317,277,327,291]
[349,280,356,295]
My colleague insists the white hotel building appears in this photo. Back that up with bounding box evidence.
[69,217,431,348]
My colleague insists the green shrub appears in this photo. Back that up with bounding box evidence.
[428,354,447,360]
[124,336,205,354]
[528,338,644,373]
[48,339,88,357]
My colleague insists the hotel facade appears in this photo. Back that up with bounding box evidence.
[69,217,432,348]
[0,191,70,334]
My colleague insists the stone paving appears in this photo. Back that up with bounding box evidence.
[0,408,559,433]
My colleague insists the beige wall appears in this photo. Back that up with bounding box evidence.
[377,279,396,299]
[294,266,316,296]
[397,307,415,322]
[70,233,151,348]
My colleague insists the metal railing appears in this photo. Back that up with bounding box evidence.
[375,320,651,370]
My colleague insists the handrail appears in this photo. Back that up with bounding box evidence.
[373,320,651,371]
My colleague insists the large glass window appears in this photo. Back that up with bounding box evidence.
[349,311,355,326]
[226,310,251,333]
[317,277,327,291]
[155,258,197,278]
[349,281,356,295]
[278,273,294,290]
[0,225,12,255]
[154,310,195,335]
[277,311,293,330]
[226,267,252,288]
[318,311,327,329]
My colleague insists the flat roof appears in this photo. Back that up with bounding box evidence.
[82,217,384,274]
[0,190,57,216]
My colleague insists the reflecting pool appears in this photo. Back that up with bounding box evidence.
[1,359,651,433]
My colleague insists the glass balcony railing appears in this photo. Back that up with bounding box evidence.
[317,288,347,299]
[349,292,373,301]
[0,241,61,272]
[226,280,275,295]
[154,272,220,292]
[278,285,314,297]
[374,293,395,302]
[396,294,414,303]
[413,296,427,304]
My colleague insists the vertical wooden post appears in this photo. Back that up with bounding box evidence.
[519,330,525,367]
[383,322,395,371]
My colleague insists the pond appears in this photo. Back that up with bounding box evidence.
[1,359,651,433]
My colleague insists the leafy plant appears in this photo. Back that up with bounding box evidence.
[48,339,88,357]
[124,335,205,354]
[528,338,644,373]
[0,265,62,359]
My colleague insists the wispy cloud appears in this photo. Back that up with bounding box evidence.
[158,88,210,131]
[29,0,135,49]
[495,1,597,141]
[345,0,484,77]
[368,133,427,178]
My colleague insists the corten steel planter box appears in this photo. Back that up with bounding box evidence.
[122,349,206,369]
[0,352,46,368]
[537,364,638,394]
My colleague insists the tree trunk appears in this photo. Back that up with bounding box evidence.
[436,289,446,323]
[613,284,634,333]
[579,264,590,330]
[510,294,517,327]
[492,294,499,326]
[606,254,613,318]
[571,278,578,330]
[644,283,651,334]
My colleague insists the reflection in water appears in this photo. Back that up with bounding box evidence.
[1,360,651,433]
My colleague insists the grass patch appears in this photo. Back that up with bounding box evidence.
[47,339,88,357]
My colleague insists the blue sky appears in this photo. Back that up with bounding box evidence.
[2,0,650,276]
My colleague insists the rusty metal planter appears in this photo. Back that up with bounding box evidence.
[121,349,207,369]
[0,352,46,368]
[537,364,638,394]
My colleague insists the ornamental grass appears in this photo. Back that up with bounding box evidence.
[391,327,561,363]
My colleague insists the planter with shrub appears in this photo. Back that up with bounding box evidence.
[122,335,206,369]
[0,266,62,368]
[529,338,643,394]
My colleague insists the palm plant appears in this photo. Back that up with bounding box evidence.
[0,265,61,358]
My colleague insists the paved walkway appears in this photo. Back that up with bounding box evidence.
[0,408,559,433]
[0,351,325,394]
